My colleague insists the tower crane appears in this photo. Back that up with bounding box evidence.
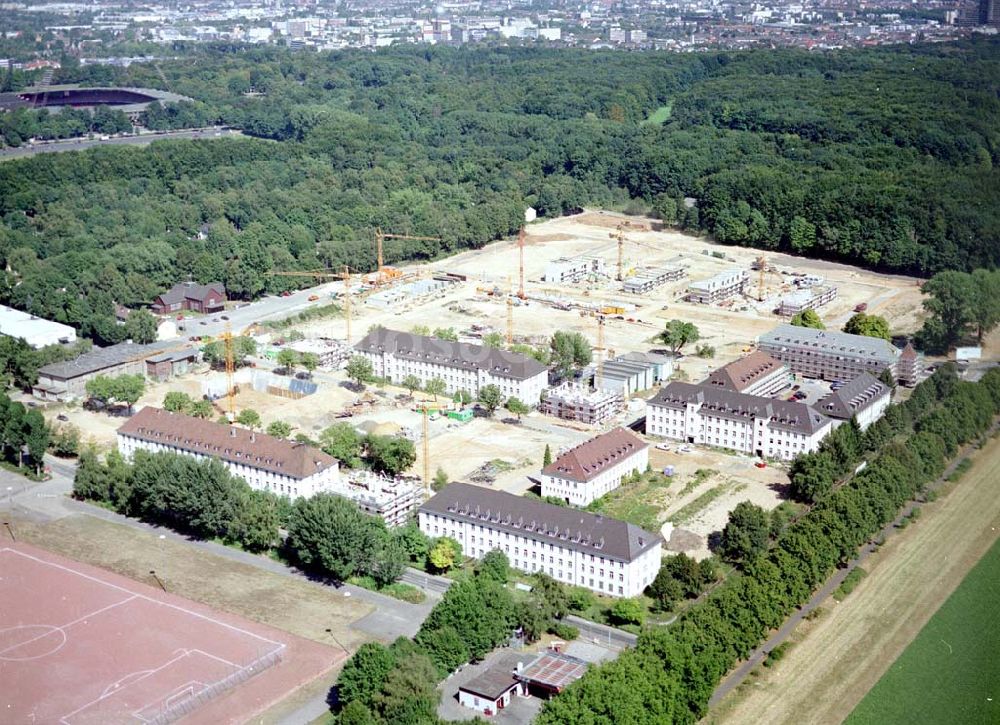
[375,228,441,286]
[608,222,637,282]
[220,321,236,419]
[267,266,355,343]
[422,406,431,494]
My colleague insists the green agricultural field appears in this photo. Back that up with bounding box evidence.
[846,536,1000,725]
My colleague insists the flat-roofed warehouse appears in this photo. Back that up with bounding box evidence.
[0,304,77,349]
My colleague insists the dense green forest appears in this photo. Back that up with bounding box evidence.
[1,40,998,341]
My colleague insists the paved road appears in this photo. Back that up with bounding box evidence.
[708,418,1000,707]
[0,455,437,643]
[0,127,244,161]
[565,614,638,650]
[401,566,454,594]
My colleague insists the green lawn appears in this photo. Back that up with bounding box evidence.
[846,536,1000,725]
[641,102,673,125]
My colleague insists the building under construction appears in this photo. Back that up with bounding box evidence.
[687,268,749,304]
[541,382,623,425]
[777,285,838,316]
[336,470,425,528]
[622,264,686,294]
[543,256,606,284]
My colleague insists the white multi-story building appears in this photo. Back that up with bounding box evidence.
[622,264,686,294]
[704,350,790,398]
[777,285,838,316]
[419,482,662,597]
[647,382,832,461]
[117,407,339,499]
[815,373,891,431]
[355,328,549,404]
[542,256,606,284]
[541,427,649,506]
[687,268,749,304]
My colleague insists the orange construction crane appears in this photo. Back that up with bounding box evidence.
[517,227,526,300]
[609,224,629,282]
[220,321,236,418]
[375,228,441,286]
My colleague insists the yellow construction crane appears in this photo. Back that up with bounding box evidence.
[375,228,441,286]
[755,256,772,302]
[609,224,629,282]
[220,321,236,419]
[266,266,354,343]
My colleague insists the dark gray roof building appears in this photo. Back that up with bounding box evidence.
[355,327,547,381]
[815,373,890,421]
[420,482,661,564]
[650,381,829,435]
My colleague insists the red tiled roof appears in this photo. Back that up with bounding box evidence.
[117,406,337,479]
[542,427,647,483]
[706,350,785,392]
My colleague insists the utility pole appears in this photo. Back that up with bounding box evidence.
[3,521,15,542]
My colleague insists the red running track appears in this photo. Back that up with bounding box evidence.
[0,543,342,724]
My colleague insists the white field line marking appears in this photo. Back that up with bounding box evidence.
[59,651,193,725]
[2,548,284,649]
[0,596,137,657]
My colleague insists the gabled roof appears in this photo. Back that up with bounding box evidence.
[420,482,661,563]
[154,282,226,306]
[816,373,890,420]
[705,351,786,392]
[355,327,547,381]
[650,381,830,435]
[117,406,337,480]
[542,427,648,483]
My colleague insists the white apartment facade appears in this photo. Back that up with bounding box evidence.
[541,427,649,506]
[647,382,832,461]
[355,328,548,404]
[117,407,340,499]
[758,324,903,382]
[687,268,749,304]
[419,482,662,597]
[543,256,606,284]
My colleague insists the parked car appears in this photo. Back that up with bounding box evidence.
[57,414,69,422]
[655,443,672,451]
[308,294,320,301]
[221,315,229,320]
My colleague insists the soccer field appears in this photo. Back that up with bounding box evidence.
[846,535,1000,725]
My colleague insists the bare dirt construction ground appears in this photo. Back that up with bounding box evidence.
[298,210,926,385]
[707,433,1000,725]
[648,448,787,560]
[9,514,374,651]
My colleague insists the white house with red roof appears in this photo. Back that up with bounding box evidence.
[540,427,649,506]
